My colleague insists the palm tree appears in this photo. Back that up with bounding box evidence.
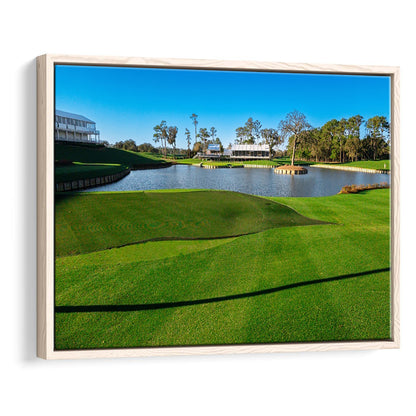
[210,126,217,142]
[190,114,198,144]
[185,128,192,158]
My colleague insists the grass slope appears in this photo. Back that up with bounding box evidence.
[55,142,167,168]
[55,190,324,257]
[55,163,128,182]
[55,189,390,350]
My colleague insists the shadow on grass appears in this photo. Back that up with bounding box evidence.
[56,267,390,314]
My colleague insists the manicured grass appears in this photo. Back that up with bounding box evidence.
[329,160,390,170]
[178,159,280,166]
[242,159,279,166]
[177,157,390,170]
[55,142,168,168]
[176,158,210,164]
[202,161,244,166]
[55,163,128,182]
[55,190,324,257]
[55,189,390,350]
[275,157,316,166]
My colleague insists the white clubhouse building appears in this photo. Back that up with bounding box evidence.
[55,110,100,143]
[230,144,270,160]
[201,144,271,160]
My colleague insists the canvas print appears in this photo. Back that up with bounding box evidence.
[54,64,391,350]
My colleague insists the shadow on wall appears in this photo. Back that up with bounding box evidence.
[20,58,37,361]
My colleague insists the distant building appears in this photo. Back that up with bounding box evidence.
[55,110,100,144]
[206,144,221,158]
[230,144,270,160]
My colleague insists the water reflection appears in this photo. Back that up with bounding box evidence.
[84,165,390,197]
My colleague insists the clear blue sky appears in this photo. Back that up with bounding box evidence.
[55,65,391,148]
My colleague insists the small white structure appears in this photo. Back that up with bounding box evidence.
[55,110,100,144]
[230,144,270,160]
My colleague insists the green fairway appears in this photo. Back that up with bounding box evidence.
[55,190,324,257]
[55,142,167,168]
[55,189,390,350]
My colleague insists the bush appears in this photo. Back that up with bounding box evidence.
[339,183,390,194]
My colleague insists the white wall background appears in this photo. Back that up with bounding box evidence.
[1,1,415,414]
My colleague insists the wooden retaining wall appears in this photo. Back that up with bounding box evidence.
[274,167,308,175]
[243,164,274,169]
[201,164,244,169]
[311,164,390,174]
[56,168,131,192]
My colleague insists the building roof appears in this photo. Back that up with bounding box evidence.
[231,144,270,151]
[55,110,95,123]
[207,144,221,151]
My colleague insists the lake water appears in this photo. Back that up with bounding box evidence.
[84,165,390,197]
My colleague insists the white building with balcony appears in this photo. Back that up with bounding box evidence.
[55,110,100,143]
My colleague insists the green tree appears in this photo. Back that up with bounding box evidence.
[306,128,326,162]
[344,115,364,161]
[167,126,178,158]
[346,115,364,140]
[279,111,311,166]
[260,128,282,159]
[344,136,361,161]
[113,139,137,152]
[197,127,210,153]
[153,121,168,157]
[365,116,390,160]
[137,142,157,153]
[193,141,202,153]
[320,119,342,161]
[235,117,262,144]
[337,118,348,163]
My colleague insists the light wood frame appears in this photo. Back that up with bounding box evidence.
[37,54,400,359]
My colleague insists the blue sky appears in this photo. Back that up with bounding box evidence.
[55,65,391,148]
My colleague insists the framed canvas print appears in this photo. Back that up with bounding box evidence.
[37,55,399,359]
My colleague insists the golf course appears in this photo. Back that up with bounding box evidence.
[55,187,390,350]
[52,63,393,353]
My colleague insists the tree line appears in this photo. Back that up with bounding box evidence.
[109,111,390,164]
[233,112,390,164]
[287,113,390,163]
[113,139,159,153]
